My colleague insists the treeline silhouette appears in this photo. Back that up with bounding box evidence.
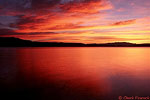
[0,37,150,47]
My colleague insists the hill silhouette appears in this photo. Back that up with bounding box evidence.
[0,37,150,47]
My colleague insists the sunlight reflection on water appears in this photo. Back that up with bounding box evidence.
[0,47,150,100]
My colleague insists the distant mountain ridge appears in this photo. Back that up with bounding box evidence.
[0,37,150,47]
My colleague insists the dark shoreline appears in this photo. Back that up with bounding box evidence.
[0,37,150,47]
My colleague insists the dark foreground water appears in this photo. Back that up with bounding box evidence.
[0,47,150,100]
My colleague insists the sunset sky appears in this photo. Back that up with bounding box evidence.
[0,0,150,43]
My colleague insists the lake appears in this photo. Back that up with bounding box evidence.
[0,47,150,100]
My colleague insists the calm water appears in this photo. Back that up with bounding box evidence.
[0,47,150,100]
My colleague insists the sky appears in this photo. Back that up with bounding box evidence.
[0,0,150,43]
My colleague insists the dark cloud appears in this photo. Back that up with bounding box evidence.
[31,0,61,10]
[0,28,15,35]
[0,0,113,39]
[0,0,75,15]
[59,0,110,14]
[0,0,31,15]
[111,19,136,26]
[12,0,111,32]
[15,15,45,30]
[0,23,4,27]
[0,28,57,36]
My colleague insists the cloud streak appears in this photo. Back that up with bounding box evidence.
[0,0,150,43]
[7,0,112,33]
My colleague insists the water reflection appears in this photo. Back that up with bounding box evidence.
[0,47,150,100]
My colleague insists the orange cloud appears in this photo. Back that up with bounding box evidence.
[14,0,113,33]
[1,0,150,44]
[35,34,150,44]
[60,0,112,14]
[16,18,137,33]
